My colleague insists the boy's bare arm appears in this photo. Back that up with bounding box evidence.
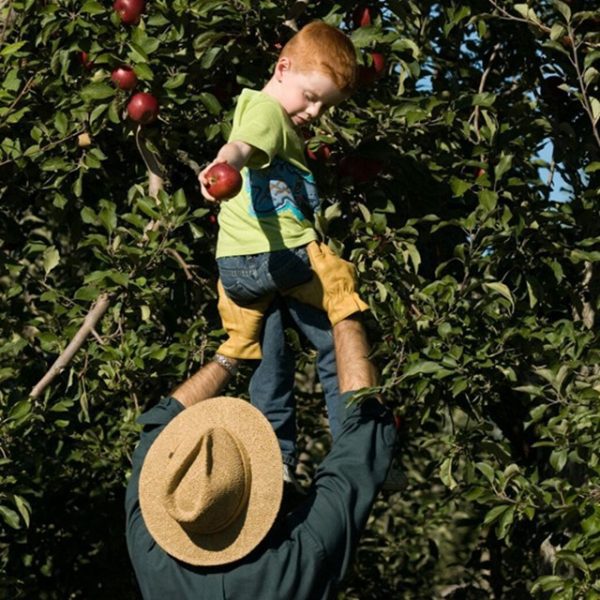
[199,140,255,201]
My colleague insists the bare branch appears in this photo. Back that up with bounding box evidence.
[166,248,194,281]
[135,125,165,198]
[468,42,502,146]
[30,294,111,399]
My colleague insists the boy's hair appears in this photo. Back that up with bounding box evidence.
[280,21,357,92]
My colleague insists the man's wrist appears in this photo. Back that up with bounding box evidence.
[213,353,239,377]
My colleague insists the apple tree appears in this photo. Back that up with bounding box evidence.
[1,0,599,598]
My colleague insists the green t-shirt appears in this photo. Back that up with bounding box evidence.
[215,89,319,258]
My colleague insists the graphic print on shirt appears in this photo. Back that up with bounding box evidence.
[247,157,319,221]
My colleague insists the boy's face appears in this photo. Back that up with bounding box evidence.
[275,59,348,127]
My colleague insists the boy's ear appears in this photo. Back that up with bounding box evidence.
[275,56,292,80]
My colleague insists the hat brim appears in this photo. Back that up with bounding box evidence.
[139,396,283,566]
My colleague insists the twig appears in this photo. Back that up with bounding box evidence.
[166,248,193,280]
[565,23,600,150]
[91,328,105,345]
[0,0,16,46]
[468,42,502,145]
[0,75,36,128]
[488,0,551,34]
[135,125,165,198]
[0,129,85,168]
[30,293,111,399]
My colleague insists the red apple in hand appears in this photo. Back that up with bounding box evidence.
[113,0,145,25]
[111,66,137,90]
[127,92,159,124]
[205,163,243,201]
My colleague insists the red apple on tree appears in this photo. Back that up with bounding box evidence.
[79,51,94,70]
[353,6,373,28]
[205,163,243,201]
[357,52,386,87]
[127,92,159,124]
[371,52,385,76]
[307,143,332,162]
[111,66,137,90]
[113,0,145,25]
[338,155,383,184]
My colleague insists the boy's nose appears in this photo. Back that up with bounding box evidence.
[306,103,322,119]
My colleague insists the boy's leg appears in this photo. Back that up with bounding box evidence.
[284,297,343,440]
[248,297,298,467]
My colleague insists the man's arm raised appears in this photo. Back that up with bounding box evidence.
[171,358,239,408]
[334,316,378,393]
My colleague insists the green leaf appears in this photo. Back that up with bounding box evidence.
[198,92,221,116]
[531,575,565,593]
[550,23,566,41]
[0,505,21,529]
[164,73,187,90]
[13,495,31,528]
[550,448,568,472]
[483,281,514,309]
[553,0,571,22]
[81,0,105,14]
[81,83,115,102]
[475,462,495,484]
[514,4,541,24]
[494,154,513,181]
[439,457,457,490]
[555,550,589,574]
[483,504,510,526]
[450,176,472,197]
[591,97,600,124]
[0,41,27,58]
[496,505,515,539]
[43,246,60,275]
[478,190,498,212]
[401,361,446,379]
[8,400,31,421]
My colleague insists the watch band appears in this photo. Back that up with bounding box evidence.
[213,353,238,377]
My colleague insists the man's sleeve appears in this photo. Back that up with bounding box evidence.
[293,392,397,584]
[228,100,284,170]
[124,397,185,553]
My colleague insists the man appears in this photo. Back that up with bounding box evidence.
[125,248,398,599]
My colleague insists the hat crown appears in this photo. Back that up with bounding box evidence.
[163,427,251,535]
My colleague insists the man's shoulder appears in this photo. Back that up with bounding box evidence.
[137,396,185,428]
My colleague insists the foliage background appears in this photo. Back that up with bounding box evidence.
[1,0,599,598]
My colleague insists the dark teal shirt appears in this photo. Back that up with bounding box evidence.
[125,392,396,599]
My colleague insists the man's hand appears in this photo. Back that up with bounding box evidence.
[285,241,369,325]
[217,280,273,360]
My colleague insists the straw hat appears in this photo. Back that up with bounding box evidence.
[139,396,283,566]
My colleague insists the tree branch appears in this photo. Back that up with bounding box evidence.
[30,293,111,399]
[135,124,165,198]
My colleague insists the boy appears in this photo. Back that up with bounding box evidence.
[199,21,368,492]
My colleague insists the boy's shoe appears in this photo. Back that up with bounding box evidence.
[381,459,408,492]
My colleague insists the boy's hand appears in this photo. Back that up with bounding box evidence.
[284,241,369,325]
[216,280,273,360]
[198,159,227,203]
[198,140,254,202]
